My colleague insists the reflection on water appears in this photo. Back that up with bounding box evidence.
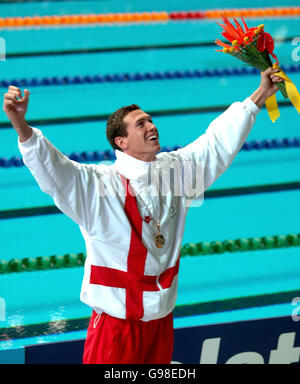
[0,305,71,344]
[8,311,24,328]
[48,306,67,335]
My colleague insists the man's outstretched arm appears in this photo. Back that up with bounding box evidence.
[3,86,101,232]
[172,66,285,202]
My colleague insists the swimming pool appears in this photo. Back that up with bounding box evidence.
[0,0,299,362]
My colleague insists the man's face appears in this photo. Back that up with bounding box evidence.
[115,109,160,162]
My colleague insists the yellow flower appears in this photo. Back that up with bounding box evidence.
[229,47,235,52]
[223,47,229,53]
[232,40,238,47]
[258,24,264,31]
[244,36,250,42]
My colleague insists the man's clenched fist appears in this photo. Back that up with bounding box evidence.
[3,86,32,142]
[3,86,30,123]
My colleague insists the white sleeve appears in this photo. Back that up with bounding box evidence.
[18,127,101,232]
[174,97,260,203]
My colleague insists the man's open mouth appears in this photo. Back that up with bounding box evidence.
[147,135,158,141]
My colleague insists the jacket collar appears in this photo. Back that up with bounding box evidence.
[114,150,158,180]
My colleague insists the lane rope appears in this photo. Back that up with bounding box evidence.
[0,7,299,29]
[2,63,300,89]
[1,136,300,168]
[1,232,299,274]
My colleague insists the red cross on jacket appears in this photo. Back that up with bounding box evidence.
[89,175,180,320]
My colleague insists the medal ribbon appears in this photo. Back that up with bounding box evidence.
[264,64,300,123]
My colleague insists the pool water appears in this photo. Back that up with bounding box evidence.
[0,0,300,352]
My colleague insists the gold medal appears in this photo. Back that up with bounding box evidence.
[129,183,165,249]
[155,234,165,249]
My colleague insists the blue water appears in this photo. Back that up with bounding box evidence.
[0,0,300,353]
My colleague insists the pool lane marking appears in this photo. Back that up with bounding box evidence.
[0,100,293,129]
[4,36,296,58]
[0,288,299,341]
[1,181,300,219]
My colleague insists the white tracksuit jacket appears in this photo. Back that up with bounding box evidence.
[18,97,260,321]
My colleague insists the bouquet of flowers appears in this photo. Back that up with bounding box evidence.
[215,15,300,121]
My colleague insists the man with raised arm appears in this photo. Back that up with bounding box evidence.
[3,67,283,364]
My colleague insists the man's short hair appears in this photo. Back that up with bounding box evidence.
[106,104,141,151]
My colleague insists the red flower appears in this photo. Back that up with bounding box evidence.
[239,17,257,40]
[257,32,279,64]
[217,15,255,43]
[214,38,232,51]
[215,14,258,51]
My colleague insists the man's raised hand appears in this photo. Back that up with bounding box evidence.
[250,67,285,108]
[3,86,32,142]
[259,67,285,99]
[3,86,30,123]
